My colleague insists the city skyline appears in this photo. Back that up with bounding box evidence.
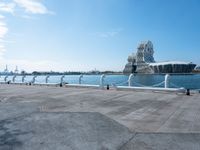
[0,0,200,72]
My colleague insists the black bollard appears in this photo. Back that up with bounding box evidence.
[60,83,63,87]
[186,89,190,96]
[107,84,109,90]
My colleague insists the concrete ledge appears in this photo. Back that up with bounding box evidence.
[0,82,188,93]
[33,83,60,86]
[116,86,186,93]
[65,84,101,89]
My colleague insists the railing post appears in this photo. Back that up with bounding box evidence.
[4,75,8,82]
[165,74,170,88]
[12,75,17,82]
[45,75,50,83]
[32,75,37,84]
[100,74,105,88]
[22,75,26,83]
[79,74,83,84]
[60,75,65,84]
[128,73,134,87]
[59,75,65,87]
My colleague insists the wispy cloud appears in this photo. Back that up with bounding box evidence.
[98,31,119,38]
[21,14,36,19]
[0,0,53,60]
[93,28,123,38]
[0,14,4,19]
[0,0,53,15]
[0,15,8,58]
[0,2,16,14]
[14,0,53,14]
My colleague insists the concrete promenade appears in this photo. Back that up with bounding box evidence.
[0,84,200,149]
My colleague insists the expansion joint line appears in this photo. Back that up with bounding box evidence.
[102,93,129,102]
[118,132,138,150]
[156,98,187,132]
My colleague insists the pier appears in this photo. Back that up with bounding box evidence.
[0,84,200,149]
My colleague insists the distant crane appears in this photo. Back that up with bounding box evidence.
[14,66,19,74]
[4,65,9,74]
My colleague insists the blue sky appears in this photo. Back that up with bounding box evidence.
[0,0,200,72]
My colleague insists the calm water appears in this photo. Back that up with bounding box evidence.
[0,74,200,90]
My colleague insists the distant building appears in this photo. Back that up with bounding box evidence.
[123,41,196,74]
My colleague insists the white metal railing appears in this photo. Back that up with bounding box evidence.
[32,75,37,84]
[165,74,170,88]
[0,74,174,88]
[79,74,83,84]
[22,75,26,82]
[45,75,50,83]
[100,74,105,88]
[4,75,9,82]
[60,75,65,84]
[12,75,17,82]
[128,73,134,86]
[0,74,188,93]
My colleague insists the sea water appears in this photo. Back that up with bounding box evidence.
[0,74,200,90]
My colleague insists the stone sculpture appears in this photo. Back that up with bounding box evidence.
[123,41,196,74]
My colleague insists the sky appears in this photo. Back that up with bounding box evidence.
[0,0,200,72]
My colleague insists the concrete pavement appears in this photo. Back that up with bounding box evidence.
[0,84,200,149]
